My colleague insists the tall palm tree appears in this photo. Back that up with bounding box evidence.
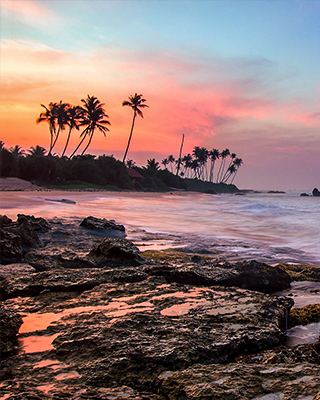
[69,95,110,158]
[122,93,149,164]
[36,102,57,155]
[216,148,230,183]
[230,158,243,184]
[61,106,82,157]
[209,149,220,182]
[221,152,237,183]
[50,101,70,153]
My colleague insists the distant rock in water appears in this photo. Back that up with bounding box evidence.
[300,193,310,197]
[312,188,320,197]
[45,198,76,204]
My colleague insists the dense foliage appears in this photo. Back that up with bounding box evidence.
[0,143,239,193]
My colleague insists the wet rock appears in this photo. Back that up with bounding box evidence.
[0,267,148,299]
[0,215,41,263]
[50,279,293,391]
[300,192,310,197]
[146,260,291,293]
[17,214,51,233]
[87,238,146,267]
[80,216,125,233]
[313,188,320,197]
[0,303,23,357]
[0,263,36,280]
[157,358,320,400]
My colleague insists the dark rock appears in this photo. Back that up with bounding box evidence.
[0,263,36,280]
[0,215,42,263]
[0,303,23,357]
[313,188,320,197]
[17,214,51,232]
[0,267,148,299]
[300,192,310,197]
[146,260,291,293]
[80,216,125,232]
[87,238,145,267]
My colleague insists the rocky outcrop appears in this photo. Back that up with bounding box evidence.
[313,188,320,197]
[17,214,51,232]
[0,215,40,263]
[87,238,145,267]
[146,260,291,293]
[0,303,22,357]
[80,216,125,234]
[0,215,319,399]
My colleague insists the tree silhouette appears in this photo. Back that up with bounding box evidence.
[122,93,148,164]
[9,145,25,158]
[61,106,82,157]
[69,95,110,158]
[36,102,57,155]
[28,145,47,157]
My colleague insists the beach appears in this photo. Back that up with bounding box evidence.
[1,184,320,399]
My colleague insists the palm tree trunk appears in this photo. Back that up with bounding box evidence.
[51,127,61,154]
[80,131,94,156]
[176,133,184,176]
[69,132,87,159]
[122,111,136,164]
[61,127,72,157]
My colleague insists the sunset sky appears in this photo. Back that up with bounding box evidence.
[0,0,319,190]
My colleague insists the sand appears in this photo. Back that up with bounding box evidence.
[0,177,42,191]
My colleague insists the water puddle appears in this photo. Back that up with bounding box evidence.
[275,281,320,308]
[285,322,320,347]
[19,333,59,353]
[55,370,80,380]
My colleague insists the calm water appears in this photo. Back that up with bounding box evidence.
[1,190,319,265]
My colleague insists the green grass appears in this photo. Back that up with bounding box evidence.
[45,181,123,191]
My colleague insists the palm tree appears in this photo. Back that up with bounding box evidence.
[28,145,47,157]
[36,102,57,155]
[144,158,160,173]
[221,152,237,183]
[0,141,5,150]
[167,155,175,173]
[69,95,110,158]
[61,106,82,157]
[216,148,230,183]
[122,93,149,164]
[9,145,25,158]
[50,101,69,153]
[162,157,169,170]
[231,158,243,184]
[209,149,220,182]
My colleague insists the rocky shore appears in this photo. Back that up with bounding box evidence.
[0,214,320,399]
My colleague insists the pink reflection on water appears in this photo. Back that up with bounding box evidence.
[19,333,59,353]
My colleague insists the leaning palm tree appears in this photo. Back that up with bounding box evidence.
[216,148,230,183]
[122,93,149,164]
[69,95,110,158]
[61,106,82,157]
[36,102,57,155]
[50,101,70,153]
[209,149,220,182]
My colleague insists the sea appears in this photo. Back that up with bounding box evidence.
[2,190,319,265]
[1,189,320,346]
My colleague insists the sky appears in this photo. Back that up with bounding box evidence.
[0,0,319,190]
